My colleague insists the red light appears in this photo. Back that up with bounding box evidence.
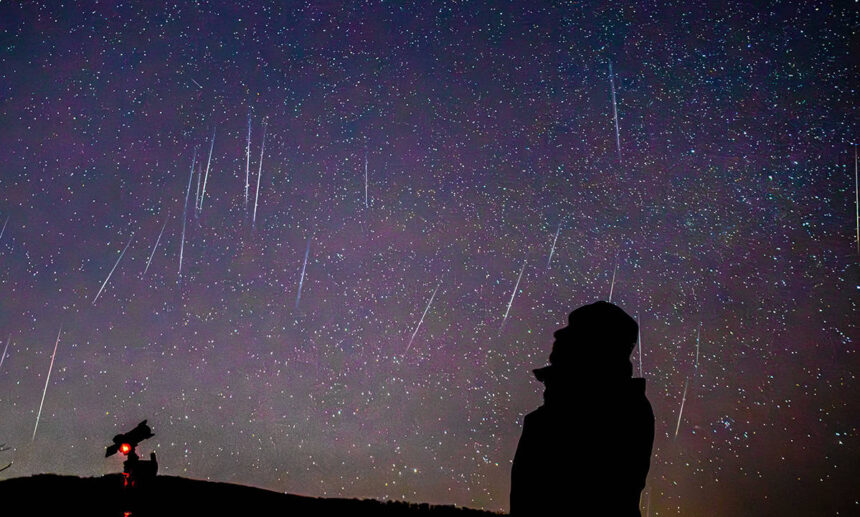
[120,443,131,455]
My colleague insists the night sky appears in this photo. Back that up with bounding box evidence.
[0,1,857,514]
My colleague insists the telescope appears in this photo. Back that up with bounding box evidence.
[105,420,158,489]
[105,420,154,458]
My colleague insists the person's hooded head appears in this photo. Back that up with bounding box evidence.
[533,302,638,394]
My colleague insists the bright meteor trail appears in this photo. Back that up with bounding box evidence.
[179,150,197,280]
[674,377,689,440]
[364,148,369,208]
[695,325,701,371]
[854,145,858,255]
[547,220,562,267]
[245,113,252,210]
[92,232,134,305]
[0,334,9,372]
[609,61,622,163]
[296,236,311,309]
[608,257,618,303]
[499,261,526,335]
[199,126,216,212]
[32,326,62,442]
[253,118,267,226]
[142,214,168,277]
[637,313,643,377]
[195,162,201,218]
[405,281,441,355]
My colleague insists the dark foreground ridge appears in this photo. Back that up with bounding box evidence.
[0,474,503,517]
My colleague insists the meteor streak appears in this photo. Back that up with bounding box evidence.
[673,377,689,440]
[199,126,215,211]
[245,113,252,210]
[608,257,618,302]
[500,261,526,335]
[179,149,197,279]
[0,334,9,371]
[609,61,622,163]
[195,162,201,217]
[253,118,268,226]
[364,148,369,208]
[0,216,8,242]
[854,145,858,254]
[33,326,62,442]
[142,214,168,277]
[637,313,643,377]
[405,281,441,354]
[295,237,311,309]
[547,220,563,267]
[695,325,701,371]
[92,232,134,305]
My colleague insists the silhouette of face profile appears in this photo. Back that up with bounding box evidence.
[535,302,638,387]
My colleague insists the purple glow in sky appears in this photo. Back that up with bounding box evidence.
[0,2,856,514]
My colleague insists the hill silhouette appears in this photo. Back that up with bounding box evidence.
[0,474,502,517]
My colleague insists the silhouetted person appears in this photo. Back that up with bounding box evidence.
[511,302,654,516]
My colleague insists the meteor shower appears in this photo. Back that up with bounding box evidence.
[0,2,856,516]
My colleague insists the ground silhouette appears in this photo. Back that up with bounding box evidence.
[0,474,502,517]
[510,301,655,516]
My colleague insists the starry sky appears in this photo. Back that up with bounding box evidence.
[0,1,857,514]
